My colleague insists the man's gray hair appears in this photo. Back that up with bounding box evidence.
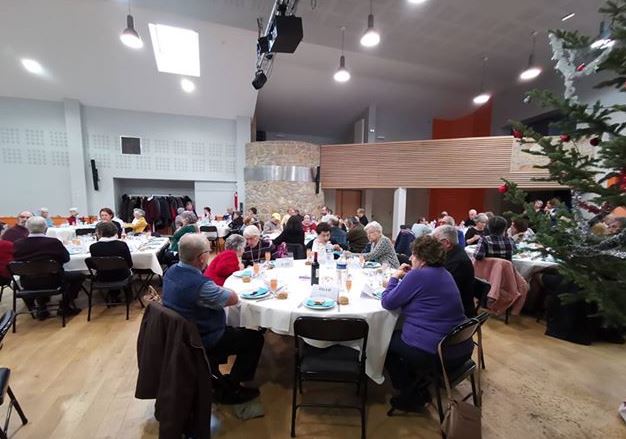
[442,215,456,226]
[26,216,48,234]
[474,213,489,224]
[225,234,246,252]
[243,225,260,238]
[180,211,198,224]
[178,233,208,264]
[433,225,458,245]
[364,221,383,234]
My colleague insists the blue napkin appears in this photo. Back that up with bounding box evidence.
[235,269,253,277]
[306,298,334,307]
[242,286,269,298]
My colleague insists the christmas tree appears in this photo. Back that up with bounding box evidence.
[502,0,626,328]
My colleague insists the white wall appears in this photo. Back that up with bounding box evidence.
[0,96,248,216]
[0,97,72,215]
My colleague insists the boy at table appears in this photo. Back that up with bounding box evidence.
[163,233,264,405]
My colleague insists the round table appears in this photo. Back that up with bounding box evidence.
[223,260,399,384]
[46,225,96,242]
[464,244,558,280]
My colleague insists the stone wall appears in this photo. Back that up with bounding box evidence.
[245,141,325,221]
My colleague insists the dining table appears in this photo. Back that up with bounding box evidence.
[46,224,96,242]
[223,258,399,384]
[63,236,170,275]
[465,243,559,280]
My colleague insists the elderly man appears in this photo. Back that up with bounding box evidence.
[464,209,478,227]
[411,217,432,240]
[356,208,369,226]
[328,216,347,247]
[2,211,33,243]
[440,215,466,247]
[434,225,476,317]
[40,208,54,227]
[281,207,296,227]
[474,216,517,261]
[241,225,276,267]
[163,233,264,404]
[346,217,369,253]
[13,216,84,319]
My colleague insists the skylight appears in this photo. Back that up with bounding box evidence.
[148,23,200,77]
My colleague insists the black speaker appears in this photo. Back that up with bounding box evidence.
[90,159,99,191]
[315,166,320,194]
[256,130,267,141]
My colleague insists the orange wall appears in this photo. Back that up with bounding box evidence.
[429,102,493,219]
[428,189,485,223]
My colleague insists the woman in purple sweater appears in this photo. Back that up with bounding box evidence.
[382,235,472,412]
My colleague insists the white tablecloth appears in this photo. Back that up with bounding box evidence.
[46,225,95,242]
[465,245,558,280]
[64,237,169,275]
[224,260,399,384]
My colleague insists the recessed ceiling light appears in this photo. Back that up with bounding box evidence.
[21,58,44,75]
[408,0,429,4]
[561,12,575,22]
[180,78,196,93]
[473,93,491,105]
[149,23,200,77]
[520,67,542,81]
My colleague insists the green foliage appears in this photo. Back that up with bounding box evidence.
[503,0,626,327]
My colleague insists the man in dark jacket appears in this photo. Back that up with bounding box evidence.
[394,225,416,256]
[434,225,476,317]
[346,217,369,253]
[13,216,84,319]
[2,211,32,243]
[356,208,369,226]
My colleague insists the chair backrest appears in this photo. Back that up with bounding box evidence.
[439,318,480,350]
[75,228,94,236]
[474,277,491,309]
[8,260,63,290]
[294,316,369,344]
[85,256,130,280]
[124,226,134,234]
[475,311,489,325]
[200,225,218,233]
[0,310,15,345]
[286,243,306,260]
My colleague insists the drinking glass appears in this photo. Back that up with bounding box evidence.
[253,262,260,276]
[270,277,278,292]
[265,251,271,263]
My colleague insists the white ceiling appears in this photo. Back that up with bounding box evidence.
[0,0,258,120]
[0,0,606,139]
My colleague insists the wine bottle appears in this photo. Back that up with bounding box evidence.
[311,251,319,285]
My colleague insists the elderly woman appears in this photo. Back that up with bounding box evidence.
[241,225,276,267]
[302,214,317,233]
[126,208,149,234]
[382,236,472,412]
[263,213,283,234]
[464,212,488,245]
[99,207,123,237]
[359,221,400,268]
[204,234,246,286]
[169,211,198,253]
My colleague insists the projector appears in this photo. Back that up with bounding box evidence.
[268,15,303,53]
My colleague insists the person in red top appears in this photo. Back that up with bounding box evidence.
[204,234,246,286]
[302,214,317,233]
[0,223,14,281]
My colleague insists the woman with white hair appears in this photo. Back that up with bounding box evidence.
[359,221,400,268]
[204,234,246,286]
[241,225,275,267]
[126,208,149,234]
[169,211,198,253]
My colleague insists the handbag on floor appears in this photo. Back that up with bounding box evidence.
[438,344,482,439]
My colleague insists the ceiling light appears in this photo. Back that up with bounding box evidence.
[334,26,350,83]
[149,23,200,77]
[21,58,44,75]
[120,1,143,49]
[561,12,575,22]
[473,93,491,105]
[519,32,542,82]
[472,56,491,105]
[360,1,380,47]
[591,20,614,49]
[180,78,195,93]
[408,0,429,4]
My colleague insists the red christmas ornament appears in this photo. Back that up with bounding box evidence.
[620,168,626,191]
[590,137,600,146]
[576,63,586,72]
[498,184,508,194]
[512,129,523,139]
[560,134,571,142]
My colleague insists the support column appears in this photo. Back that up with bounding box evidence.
[364,189,373,219]
[63,99,89,214]
[235,116,250,210]
[392,187,407,239]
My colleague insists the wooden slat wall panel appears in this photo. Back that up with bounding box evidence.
[320,136,564,189]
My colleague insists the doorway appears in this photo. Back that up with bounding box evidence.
[336,190,362,217]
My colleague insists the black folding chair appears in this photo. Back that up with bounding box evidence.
[291,317,369,439]
[433,319,481,425]
[200,226,219,251]
[75,227,94,236]
[474,312,489,370]
[124,226,133,235]
[0,310,28,439]
[286,243,306,260]
[8,260,66,332]
[85,257,134,321]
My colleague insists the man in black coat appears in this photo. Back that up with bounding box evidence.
[13,216,84,319]
[433,225,476,317]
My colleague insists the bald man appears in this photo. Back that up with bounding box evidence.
[2,211,33,242]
